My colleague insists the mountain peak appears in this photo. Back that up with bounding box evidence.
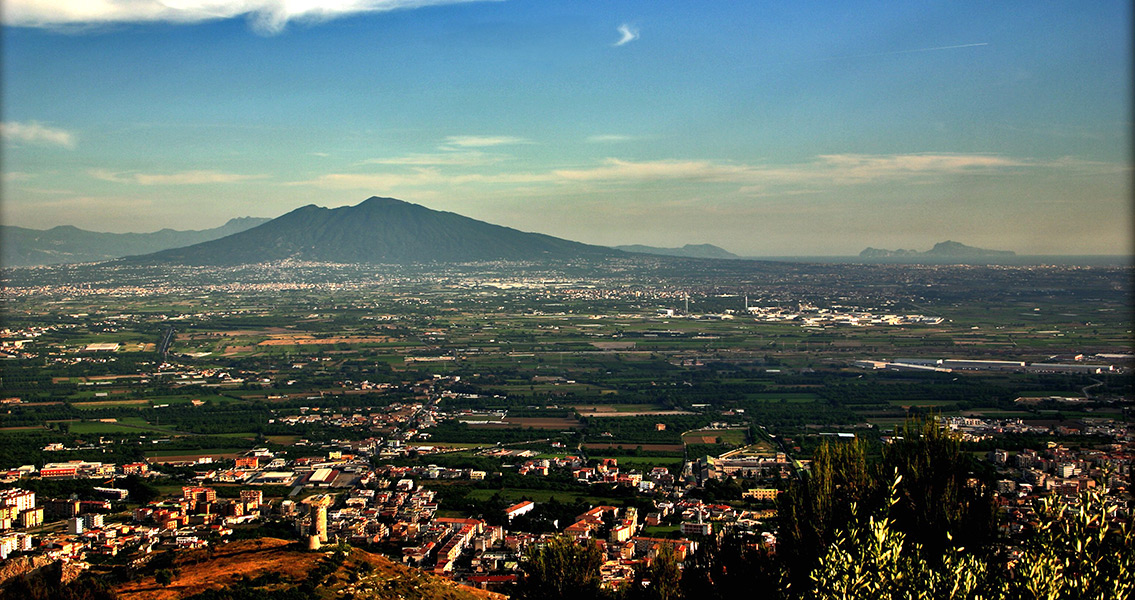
[359,196,409,206]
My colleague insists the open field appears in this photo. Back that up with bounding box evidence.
[583,443,685,452]
[145,451,245,463]
[682,428,748,446]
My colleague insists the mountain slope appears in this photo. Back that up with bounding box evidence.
[860,240,1015,259]
[111,537,503,600]
[614,243,739,259]
[1,217,270,267]
[134,197,620,265]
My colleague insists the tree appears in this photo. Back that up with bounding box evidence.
[882,417,997,557]
[808,476,993,600]
[1007,487,1135,600]
[155,568,174,586]
[680,532,783,600]
[810,478,1134,600]
[777,437,881,589]
[630,544,683,600]
[516,536,605,600]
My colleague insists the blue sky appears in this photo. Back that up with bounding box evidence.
[2,0,1130,255]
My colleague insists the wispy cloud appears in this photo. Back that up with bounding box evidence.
[614,24,639,46]
[442,135,528,148]
[2,171,36,183]
[554,159,750,182]
[292,152,1080,192]
[4,0,501,35]
[363,151,503,166]
[587,134,637,143]
[1,121,77,149]
[90,169,265,185]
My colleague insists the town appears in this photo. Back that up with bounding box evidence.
[0,260,1131,597]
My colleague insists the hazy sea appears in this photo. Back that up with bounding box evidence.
[746,255,1132,267]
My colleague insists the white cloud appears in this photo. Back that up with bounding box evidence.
[614,24,639,46]
[90,169,265,185]
[1,121,77,149]
[291,152,1090,192]
[4,0,500,35]
[362,151,503,166]
[441,135,528,148]
[587,134,636,143]
[2,171,36,182]
[291,168,547,190]
[554,159,750,182]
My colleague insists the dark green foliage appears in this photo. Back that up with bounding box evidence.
[627,544,683,600]
[881,418,997,557]
[155,569,174,586]
[516,536,605,600]
[1,573,118,600]
[776,416,997,590]
[777,437,881,589]
[680,533,782,600]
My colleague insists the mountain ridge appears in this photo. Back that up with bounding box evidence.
[860,240,1016,259]
[613,243,739,259]
[1,217,271,267]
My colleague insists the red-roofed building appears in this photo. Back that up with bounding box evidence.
[504,500,535,521]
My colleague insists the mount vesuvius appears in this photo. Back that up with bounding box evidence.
[131,197,620,265]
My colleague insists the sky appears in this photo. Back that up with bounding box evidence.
[2,1,1131,256]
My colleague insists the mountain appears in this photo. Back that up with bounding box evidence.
[1,217,270,267]
[132,196,621,265]
[613,243,740,259]
[860,241,1016,259]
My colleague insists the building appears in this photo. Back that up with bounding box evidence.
[182,487,217,504]
[742,488,779,501]
[240,489,263,509]
[504,501,535,521]
[16,509,43,528]
[304,495,333,543]
[0,489,35,514]
[122,462,149,475]
[681,521,712,537]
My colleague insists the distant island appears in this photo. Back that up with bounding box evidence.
[860,240,1016,259]
[612,243,740,259]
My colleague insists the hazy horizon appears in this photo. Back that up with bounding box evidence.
[2,1,1132,256]
[3,195,1133,260]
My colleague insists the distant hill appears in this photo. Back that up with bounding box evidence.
[860,241,1016,260]
[613,243,740,259]
[132,196,621,266]
[1,217,270,267]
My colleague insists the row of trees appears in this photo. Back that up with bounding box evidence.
[515,418,1133,599]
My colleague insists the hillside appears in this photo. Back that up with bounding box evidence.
[134,197,620,266]
[1,218,270,267]
[613,243,739,259]
[114,538,503,600]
